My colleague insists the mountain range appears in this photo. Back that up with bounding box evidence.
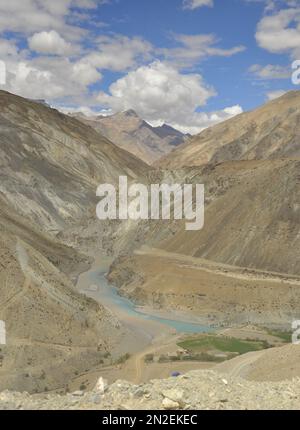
[72,109,188,165]
[108,92,300,325]
[0,89,299,394]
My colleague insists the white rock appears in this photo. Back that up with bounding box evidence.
[162,389,184,403]
[162,398,180,410]
[72,391,84,397]
[94,377,108,394]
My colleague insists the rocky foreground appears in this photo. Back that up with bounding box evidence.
[1,370,300,410]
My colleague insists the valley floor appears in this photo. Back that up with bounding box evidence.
[62,254,295,393]
[109,246,300,327]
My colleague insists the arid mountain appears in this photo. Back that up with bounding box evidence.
[73,109,187,165]
[1,89,299,395]
[159,159,300,275]
[109,159,300,325]
[0,91,148,393]
[0,91,148,234]
[0,197,126,394]
[160,91,300,168]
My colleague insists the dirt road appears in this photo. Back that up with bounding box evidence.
[216,350,265,378]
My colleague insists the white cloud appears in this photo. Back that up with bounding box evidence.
[162,33,245,68]
[0,0,95,39]
[71,60,101,85]
[0,39,18,57]
[167,105,243,135]
[28,30,75,55]
[223,105,243,116]
[249,64,291,79]
[0,32,154,102]
[244,1,298,13]
[6,62,63,99]
[183,0,214,10]
[0,1,244,132]
[97,61,215,120]
[59,105,112,117]
[266,89,287,100]
[256,7,300,59]
[84,35,153,72]
[96,61,242,134]
[2,56,101,101]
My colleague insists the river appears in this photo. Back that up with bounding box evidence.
[77,257,212,335]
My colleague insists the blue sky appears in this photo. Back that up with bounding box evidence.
[94,0,296,110]
[0,0,299,133]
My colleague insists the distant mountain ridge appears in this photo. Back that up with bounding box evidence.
[72,109,188,165]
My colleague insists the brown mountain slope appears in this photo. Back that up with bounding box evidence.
[159,91,300,168]
[111,159,300,276]
[108,159,300,325]
[217,344,300,382]
[73,109,187,165]
[159,159,300,275]
[0,198,125,394]
[0,91,149,393]
[0,91,148,234]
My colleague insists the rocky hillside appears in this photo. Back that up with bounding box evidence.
[0,91,149,393]
[73,110,187,165]
[1,369,300,410]
[0,199,126,394]
[106,93,300,323]
[108,159,300,325]
[158,159,300,275]
[160,91,300,168]
[0,91,148,234]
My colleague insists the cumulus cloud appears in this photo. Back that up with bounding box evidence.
[97,61,215,120]
[166,105,243,135]
[0,0,108,41]
[1,31,153,102]
[2,57,101,101]
[256,7,300,59]
[183,0,214,10]
[0,1,245,132]
[162,33,245,68]
[266,89,287,100]
[0,0,96,39]
[6,62,63,99]
[84,35,153,72]
[249,64,291,79]
[71,60,101,85]
[96,61,242,134]
[28,31,76,55]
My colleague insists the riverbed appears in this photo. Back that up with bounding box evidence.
[77,256,212,337]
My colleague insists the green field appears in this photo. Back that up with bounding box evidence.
[178,335,269,355]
